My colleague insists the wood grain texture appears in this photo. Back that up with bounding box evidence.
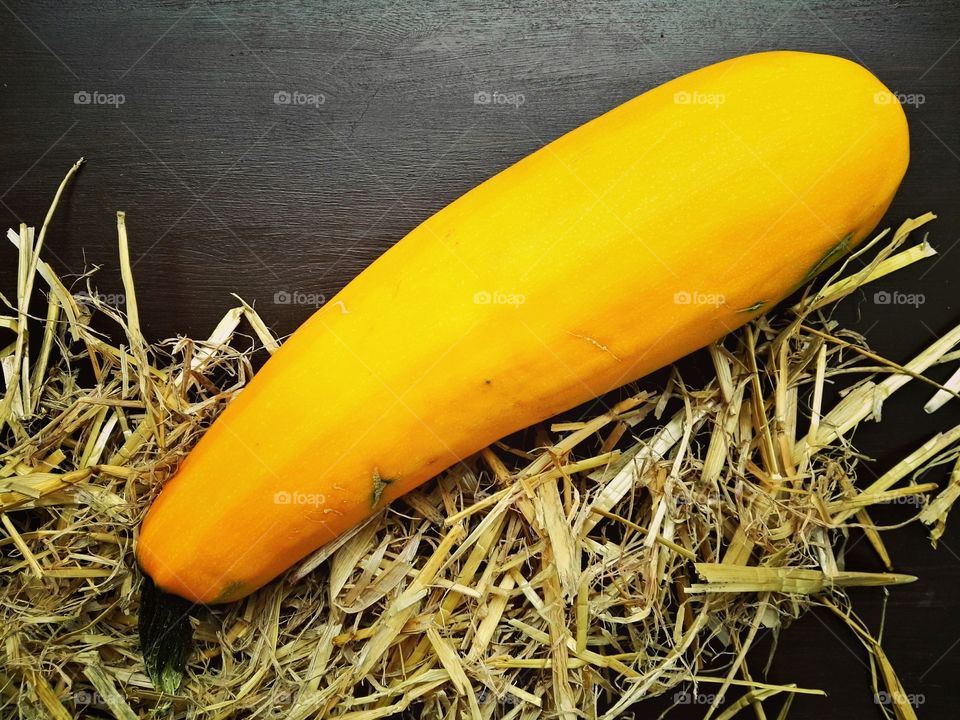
[1,1,959,717]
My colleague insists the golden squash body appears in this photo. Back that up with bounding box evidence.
[138,51,909,603]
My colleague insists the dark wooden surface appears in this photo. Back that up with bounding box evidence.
[2,1,960,717]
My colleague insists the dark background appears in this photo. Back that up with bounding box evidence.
[2,1,959,717]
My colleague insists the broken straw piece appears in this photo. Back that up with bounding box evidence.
[924,364,960,413]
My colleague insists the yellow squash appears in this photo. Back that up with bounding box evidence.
[138,50,909,604]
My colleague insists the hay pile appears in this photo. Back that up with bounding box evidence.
[2,162,959,719]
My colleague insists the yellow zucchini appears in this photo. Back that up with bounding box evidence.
[137,50,909,605]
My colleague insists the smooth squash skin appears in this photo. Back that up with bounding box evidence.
[137,50,909,604]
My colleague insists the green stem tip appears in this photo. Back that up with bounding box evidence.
[138,568,195,694]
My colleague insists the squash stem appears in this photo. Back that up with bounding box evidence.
[138,568,194,693]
